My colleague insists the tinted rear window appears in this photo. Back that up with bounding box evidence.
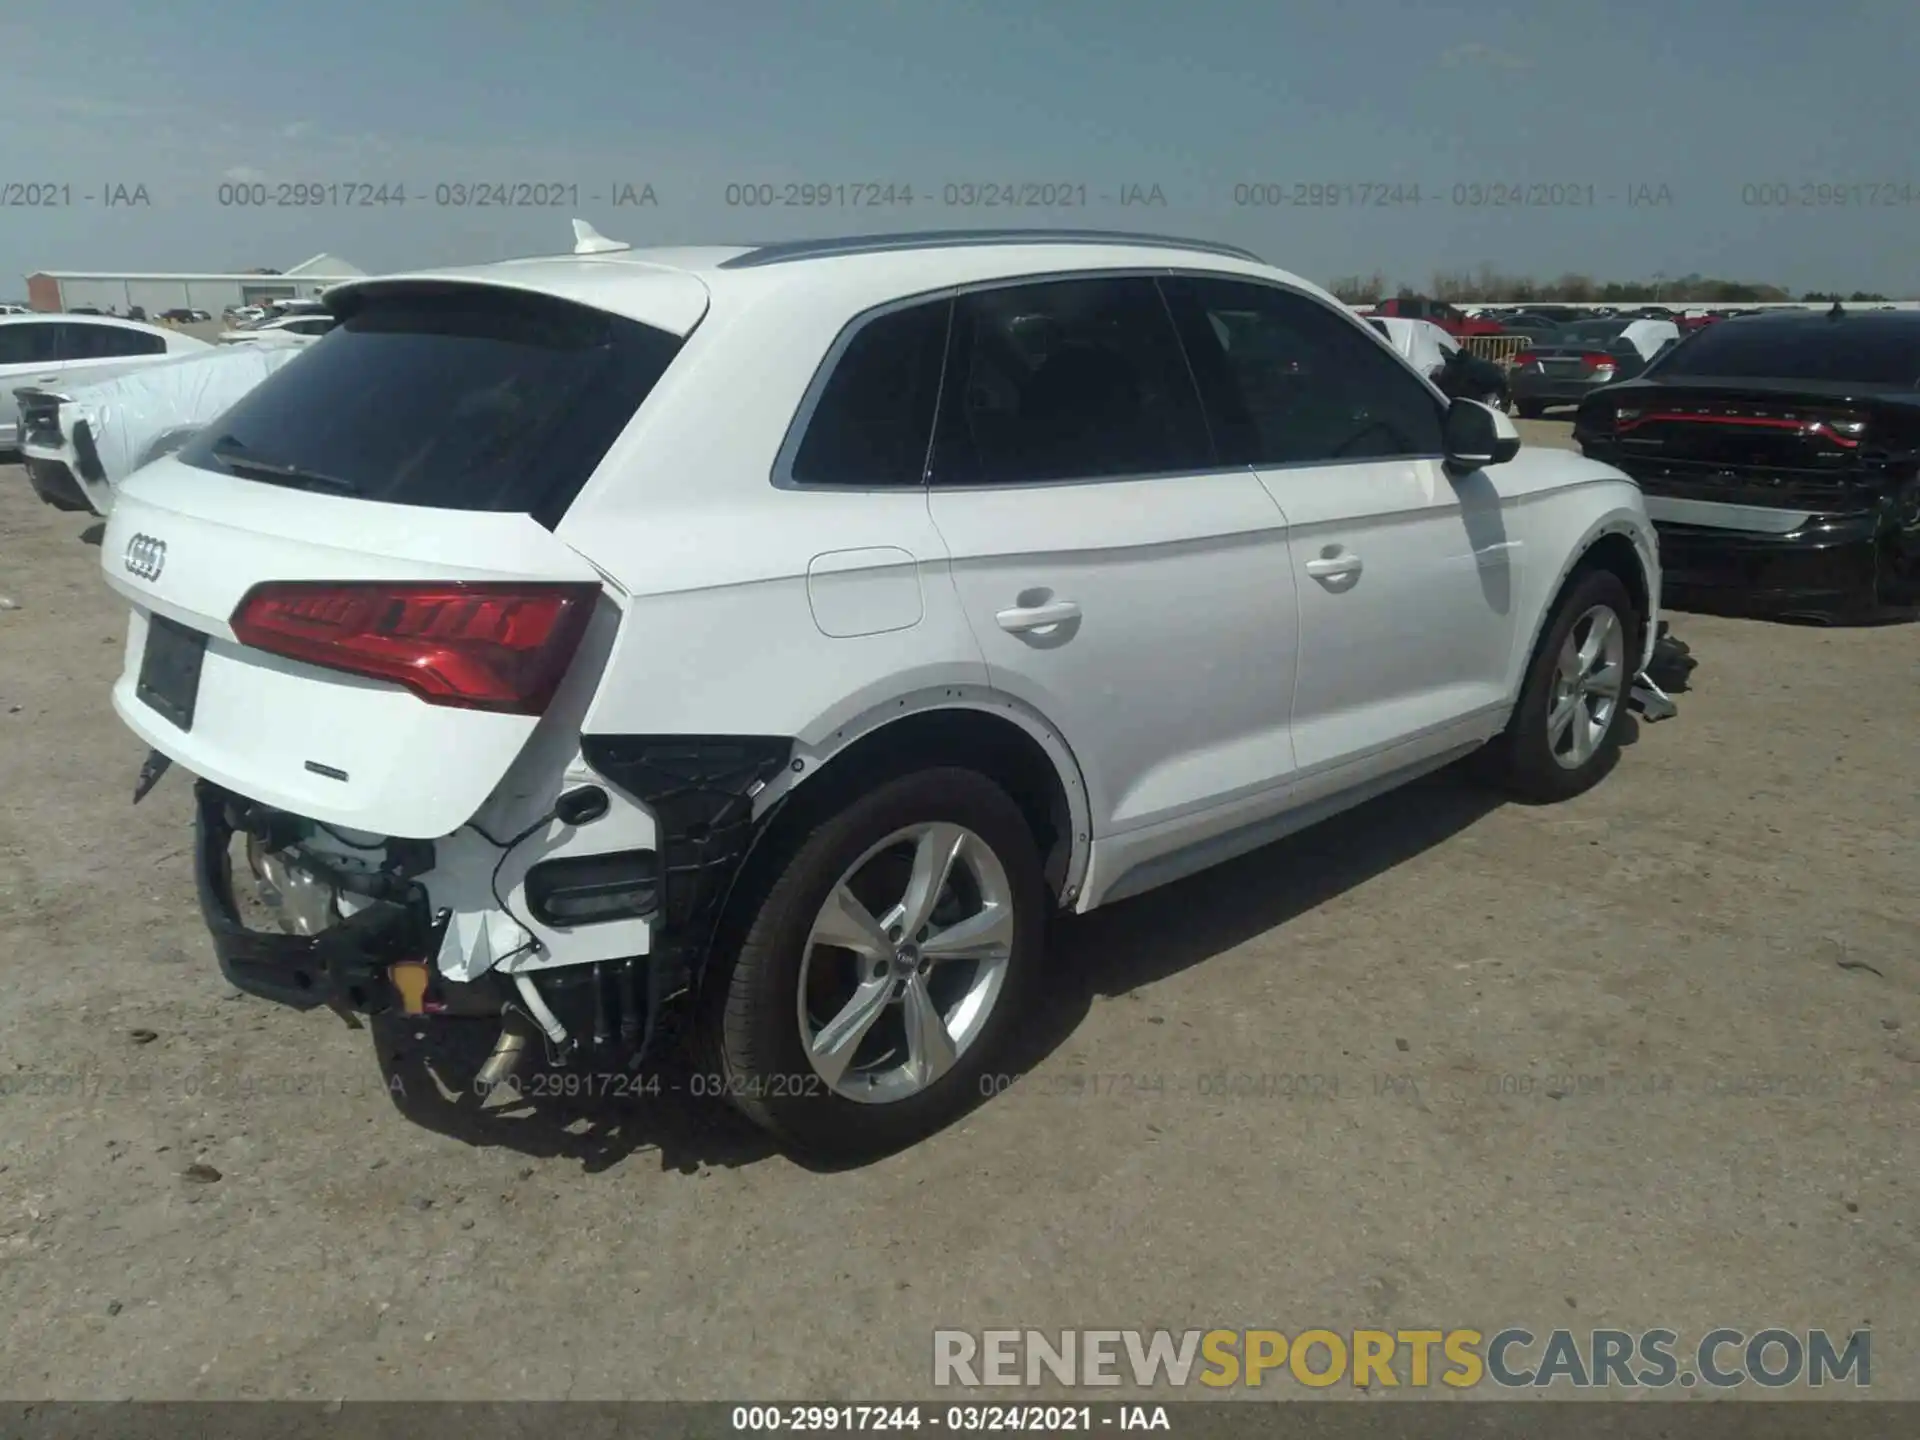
[1651,320,1920,386]
[790,298,950,486]
[177,286,685,526]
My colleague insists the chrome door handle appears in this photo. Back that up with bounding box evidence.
[1305,554,1364,580]
[995,599,1081,632]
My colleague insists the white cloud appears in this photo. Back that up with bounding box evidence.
[1438,42,1533,71]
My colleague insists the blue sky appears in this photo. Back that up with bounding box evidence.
[3,0,1917,297]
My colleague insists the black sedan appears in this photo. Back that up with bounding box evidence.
[1573,309,1920,623]
[1509,318,1682,416]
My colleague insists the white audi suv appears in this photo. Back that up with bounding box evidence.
[100,225,1665,1158]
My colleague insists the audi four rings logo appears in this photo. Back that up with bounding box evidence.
[124,533,166,581]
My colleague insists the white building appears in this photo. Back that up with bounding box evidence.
[26,253,366,314]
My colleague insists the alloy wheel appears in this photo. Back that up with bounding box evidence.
[1547,603,1626,769]
[796,822,1016,1103]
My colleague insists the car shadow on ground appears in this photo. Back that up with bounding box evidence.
[79,521,104,546]
[371,1013,778,1176]
[999,766,1508,1087]
[370,764,1511,1176]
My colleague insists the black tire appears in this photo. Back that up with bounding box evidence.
[1475,567,1641,803]
[1516,400,1546,419]
[702,766,1045,1160]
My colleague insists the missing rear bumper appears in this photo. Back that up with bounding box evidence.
[191,781,678,1065]
[194,781,470,1018]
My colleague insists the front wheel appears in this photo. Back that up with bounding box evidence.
[703,767,1045,1160]
[1475,567,1639,803]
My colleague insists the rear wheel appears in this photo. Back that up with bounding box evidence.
[1476,567,1639,803]
[704,767,1044,1160]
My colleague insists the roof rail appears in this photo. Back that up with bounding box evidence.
[717,229,1264,270]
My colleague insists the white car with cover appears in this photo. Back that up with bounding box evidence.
[1,313,211,448]
[17,345,306,515]
[101,225,1670,1158]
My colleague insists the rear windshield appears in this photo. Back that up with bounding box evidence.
[176,285,685,526]
[1650,320,1920,386]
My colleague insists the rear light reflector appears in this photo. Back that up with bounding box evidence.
[230,580,601,714]
[524,850,659,926]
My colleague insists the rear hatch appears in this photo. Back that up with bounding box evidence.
[100,274,702,839]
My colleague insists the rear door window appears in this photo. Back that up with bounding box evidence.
[929,276,1214,485]
[788,297,951,486]
[176,285,686,527]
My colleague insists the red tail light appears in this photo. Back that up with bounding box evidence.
[1580,352,1615,371]
[1512,350,1536,368]
[230,581,601,714]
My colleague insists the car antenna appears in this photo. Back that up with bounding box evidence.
[572,219,630,255]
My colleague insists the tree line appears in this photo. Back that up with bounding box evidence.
[1326,268,1891,305]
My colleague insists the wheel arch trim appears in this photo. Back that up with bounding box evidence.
[763,685,1095,907]
[1516,508,1661,697]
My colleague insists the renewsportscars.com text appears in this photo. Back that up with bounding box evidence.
[933,1327,1870,1390]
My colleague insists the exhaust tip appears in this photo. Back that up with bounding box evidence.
[474,1024,532,1096]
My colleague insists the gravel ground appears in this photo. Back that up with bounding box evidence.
[0,420,1916,1401]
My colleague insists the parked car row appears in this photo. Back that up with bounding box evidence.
[218,312,337,347]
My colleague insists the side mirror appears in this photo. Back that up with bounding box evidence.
[1443,398,1521,473]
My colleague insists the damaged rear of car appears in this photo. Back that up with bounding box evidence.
[102,268,705,1092]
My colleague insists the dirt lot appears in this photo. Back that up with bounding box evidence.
[1,421,1916,1401]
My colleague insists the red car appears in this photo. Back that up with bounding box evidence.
[1367,296,1508,337]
